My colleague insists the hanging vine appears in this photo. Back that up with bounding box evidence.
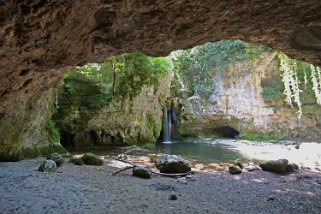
[311,64,321,105]
[278,53,302,118]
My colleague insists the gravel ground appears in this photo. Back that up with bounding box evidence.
[1,158,321,214]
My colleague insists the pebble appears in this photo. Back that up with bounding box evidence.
[177,177,187,184]
[169,194,177,200]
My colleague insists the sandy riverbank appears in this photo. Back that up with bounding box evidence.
[1,157,321,214]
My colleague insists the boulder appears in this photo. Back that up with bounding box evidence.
[155,155,191,173]
[47,153,65,167]
[81,153,104,166]
[286,163,299,172]
[69,157,84,166]
[234,160,243,169]
[228,165,242,174]
[132,166,152,179]
[245,163,262,171]
[260,159,289,173]
[38,160,57,172]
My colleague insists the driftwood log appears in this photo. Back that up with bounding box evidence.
[111,158,193,178]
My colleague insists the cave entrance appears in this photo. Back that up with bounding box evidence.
[60,131,75,148]
[214,126,240,139]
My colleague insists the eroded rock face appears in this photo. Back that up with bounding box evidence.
[0,88,61,160]
[1,0,321,112]
[175,50,321,140]
[1,1,321,158]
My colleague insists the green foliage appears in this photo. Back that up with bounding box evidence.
[172,40,268,97]
[46,119,60,143]
[262,86,284,101]
[54,53,170,135]
[239,133,282,142]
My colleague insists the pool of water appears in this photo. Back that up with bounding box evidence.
[151,141,244,164]
[68,140,245,165]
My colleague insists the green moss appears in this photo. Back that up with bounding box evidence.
[0,145,68,162]
[47,119,60,143]
[38,145,68,157]
[262,86,284,101]
[146,114,161,139]
[0,150,22,162]
[47,153,65,167]
[239,133,282,142]
[21,148,41,159]
[0,147,41,162]
[70,157,84,166]
[81,153,104,166]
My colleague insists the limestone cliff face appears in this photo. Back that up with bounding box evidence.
[55,55,173,147]
[0,88,62,160]
[86,76,172,145]
[176,52,321,141]
[59,73,172,147]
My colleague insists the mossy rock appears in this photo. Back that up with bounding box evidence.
[228,165,242,175]
[38,145,68,157]
[69,157,84,166]
[233,160,243,169]
[81,153,104,166]
[38,160,57,172]
[132,166,152,179]
[47,153,65,167]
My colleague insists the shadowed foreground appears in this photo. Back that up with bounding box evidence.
[1,159,321,214]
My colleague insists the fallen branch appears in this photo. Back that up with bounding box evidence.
[150,170,193,178]
[112,158,193,178]
[112,166,134,175]
[112,158,138,166]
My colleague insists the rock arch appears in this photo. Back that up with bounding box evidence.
[1,0,321,159]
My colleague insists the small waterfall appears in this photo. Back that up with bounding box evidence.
[162,103,178,143]
[162,105,170,142]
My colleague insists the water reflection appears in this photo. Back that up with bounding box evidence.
[68,141,245,165]
[154,141,244,164]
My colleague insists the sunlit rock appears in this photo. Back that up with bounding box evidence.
[155,154,191,173]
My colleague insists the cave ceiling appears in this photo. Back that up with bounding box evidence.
[0,0,321,109]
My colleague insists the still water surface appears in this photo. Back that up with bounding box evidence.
[69,141,245,164]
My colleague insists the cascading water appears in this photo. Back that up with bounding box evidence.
[162,103,178,143]
[162,105,170,142]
